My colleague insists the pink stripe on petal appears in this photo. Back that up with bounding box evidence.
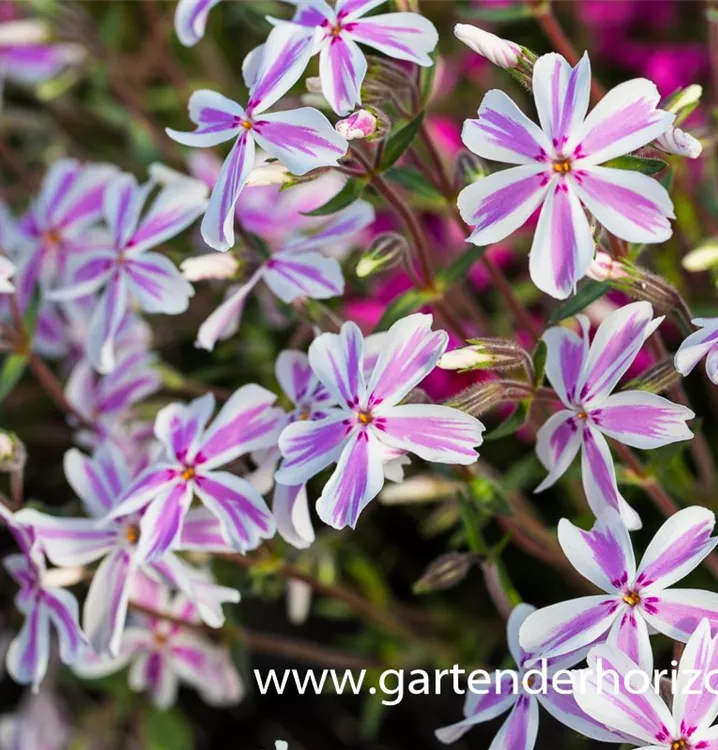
[542,316,589,408]
[309,321,365,409]
[262,251,344,303]
[489,695,538,750]
[318,33,366,116]
[346,12,438,66]
[136,483,193,562]
[606,607,652,673]
[535,410,582,492]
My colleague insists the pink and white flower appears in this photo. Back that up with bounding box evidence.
[453,23,522,70]
[167,23,347,251]
[48,170,206,373]
[174,0,222,47]
[675,318,718,385]
[335,108,377,140]
[265,0,438,116]
[107,385,285,560]
[275,313,484,529]
[519,507,718,671]
[74,580,242,710]
[535,302,694,529]
[435,604,625,748]
[575,619,718,750]
[458,52,675,298]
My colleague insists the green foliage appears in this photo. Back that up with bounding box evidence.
[302,178,366,216]
[379,112,425,171]
[548,281,610,322]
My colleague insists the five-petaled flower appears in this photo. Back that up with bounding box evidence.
[519,507,718,673]
[576,619,718,750]
[275,313,485,529]
[536,301,694,529]
[458,52,676,298]
[167,22,347,251]
[675,318,718,385]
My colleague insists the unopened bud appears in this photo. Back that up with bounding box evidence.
[439,338,529,373]
[454,150,489,190]
[454,23,522,69]
[356,232,407,278]
[682,242,718,272]
[336,109,377,141]
[364,55,413,90]
[181,253,239,282]
[380,474,464,505]
[0,432,26,472]
[623,358,682,395]
[445,380,505,417]
[413,551,476,594]
[586,251,630,282]
[246,161,291,187]
[594,255,683,313]
[305,76,323,95]
[664,84,703,118]
[655,127,702,159]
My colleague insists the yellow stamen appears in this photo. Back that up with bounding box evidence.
[298,408,312,421]
[43,228,62,246]
[623,591,641,607]
[154,632,168,647]
[552,159,571,174]
[240,120,253,130]
[577,411,588,420]
[358,410,373,425]
[331,24,342,36]
[181,467,196,481]
[125,524,140,545]
[672,740,687,750]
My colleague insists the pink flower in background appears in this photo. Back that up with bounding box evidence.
[536,302,693,529]
[167,23,347,250]
[174,0,222,47]
[675,318,718,384]
[459,52,675,298]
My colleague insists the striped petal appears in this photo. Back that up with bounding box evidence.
[125,252,194,315]
[487,695,538,750]
[606,606,653,673]
[346,12,438,67]
[542,315,589,408]
[262,250,344,303]
[534,410,582,492]
[86,274,128,374]
[166,90,244,148]
[675,318,718,380]
[155,393,216,464]
[641,589,718,642]
[174,0,222,47]
[135,483,194,562]
[319,33,366,116]
[309,321,366,409]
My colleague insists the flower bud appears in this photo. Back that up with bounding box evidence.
[336,109,377,141]
[655,127,702,159]
[454,150,489,190]
[623,358,682,395]
[380,474,464,505]
[682,242,718,272]
[445,380,506,417]
[0,431,26,472]
[356,232,407,278]
[181,253,239,282]
[586,251,630,282]
[305,76,323,94]
[438,338,529,373]
[246,161,291,186]
[454,23,521,69]
[664,84,702,116]
[413,551,477,594]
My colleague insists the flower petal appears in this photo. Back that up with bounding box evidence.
[578,300,662,406]
[542,315,589,408]
[558,509,636,595]
[263,250,344,303]
[155,393,216,464]
[275,349,316,405]
[6,602,51,690]
[534,410,582,492]
[635,506,717,592]
[319,33,367,116]
[591,391,694,449]
[125,252,194,315]
[273,482,315,549]
[462,89,552,166]
[675,318,718,379]
[136,483,193,562]
[376,404,484,464]
[252,108,348,176]
[532,52,591,156]
[166,90,244,148]
[309,320,365,409]
[178,507,235,552]
[606,607,653,674]
[573,78,674,164]
[86,274,128,374]
[316,428,385,529]
[347,12,438,67]
[518,595,620,661]
[487,694,538,750]
[193,471,275,553]
[276,412,354,485]
[64,445,129,518]
[200,132,255,252]
[104,172,151,249]
[641,589,718,642]
[528,181,595,299]
[581,423,642,531]
[571,166,674,244]
[457,164,549,246]
[197,383,284,469]
[43,588,86,665]
[174,0,222,47]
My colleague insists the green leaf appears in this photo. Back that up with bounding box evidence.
[462,4,535,21]
[142,708,193,750]
[379,112,424,171]
[302,179,365,216]
[375,287,439,331]
[548,281,610,323]
[438,245,489,287]
[602,155,669,176]
[532,339,548,387]
[0,354,28,404]
[467,475,511,515]
[485,401,530,441]
[384,166,444,203]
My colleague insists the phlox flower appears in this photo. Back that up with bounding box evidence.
[49,170,207,373]
[174,0,222,47]
[17,443,239,657]
[263,0,438,116]
[167,23,347,251]
[107,385,285,561]
[195,199,374,351]
[576,619,718,750]
[275,313,484,529]
[0,504,86,692]
[519,507,718,674]
[675,318,718,385]
[74,579,242,710]
[536,301,694,529]
[458,52,675,298]
[435,604,626,749]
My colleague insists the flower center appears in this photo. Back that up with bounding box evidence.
[154,631,168,648]
[43,228,62,247]
[623,590,641,607]
[357,410,373,425]
[297,405,312,421]
[331,24,343,36]
[576,411,588,420]
[240,119,253,130]
[181,466,196,481]
[672,740,687,750]
[552,159,571,174]
[125,524,140,545]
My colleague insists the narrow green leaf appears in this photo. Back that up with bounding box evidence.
[379,112,424,171]
[375,287,439,331]
[602,155,669,176]
[548,281,610,323]
[438,245,489,287]
[532,339,548,387]
[0,354,28,404]
[302,179,365,216]
[384,166,444,202]
[485,401,530,441]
